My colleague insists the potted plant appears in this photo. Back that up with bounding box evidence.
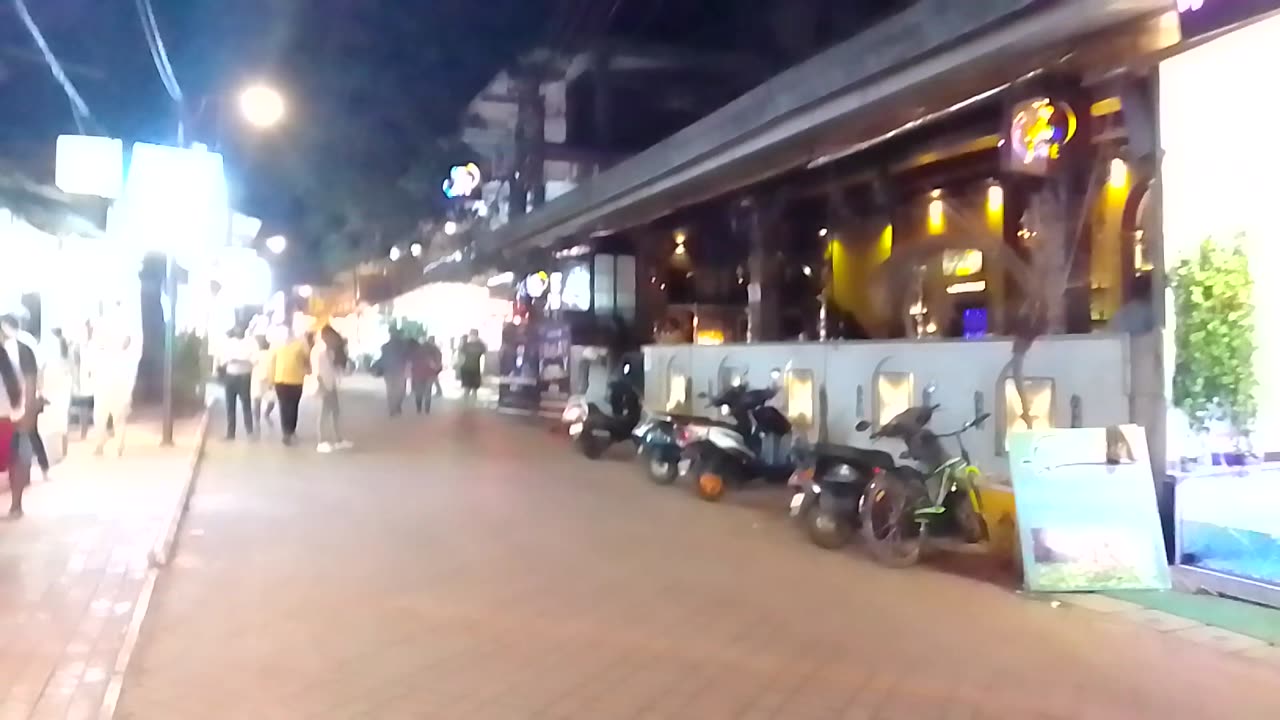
[1170,235,1258,459]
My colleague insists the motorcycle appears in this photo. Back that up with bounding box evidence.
[565,379,643,459]
[858,404,992,567]
[787,422,896,550]
[679,384,795,502]
[631,407,743,485]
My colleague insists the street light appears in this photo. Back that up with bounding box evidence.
[410,242,423,258]
[265,234,287,255]
[389,246,402,262]
[239,84,286,129]
[443,220,458,236]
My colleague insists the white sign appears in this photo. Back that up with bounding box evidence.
[55,135,124,199]
[117,143,229,262]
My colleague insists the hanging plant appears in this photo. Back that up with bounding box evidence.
[1170,235,1257,434]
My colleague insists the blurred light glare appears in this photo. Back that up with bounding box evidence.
[410,242,423,258]
[443,221,459,236]
[265,234,287,255]
[297,284,314,299]
[389,246,402,262]
[239,84,286,129]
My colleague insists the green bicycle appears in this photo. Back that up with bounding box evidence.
[859,405,992,568]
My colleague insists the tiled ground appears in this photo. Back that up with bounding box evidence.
[118,384,1280,719]
[0,421,201,720]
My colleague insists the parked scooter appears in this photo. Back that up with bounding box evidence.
[679,383,794,502]
[565,379,643,459]
[632,408,742,485]
[858,404,992,567]
[787,422,896,549]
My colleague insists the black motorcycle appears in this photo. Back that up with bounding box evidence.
[787,421,896,549]
[566,379,643,459]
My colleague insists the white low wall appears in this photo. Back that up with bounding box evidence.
[644,334,1133,487]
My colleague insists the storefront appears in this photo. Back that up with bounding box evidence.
[1160,1,1280,605]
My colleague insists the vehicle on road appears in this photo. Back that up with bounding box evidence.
[632,410,744,485]
[679,383,794,502]
[565,379,642,459]
[858,404,992,567]
[787,422,896,549]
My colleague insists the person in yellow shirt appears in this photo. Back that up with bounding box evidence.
[271,328,310,446]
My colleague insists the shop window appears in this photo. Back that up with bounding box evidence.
[1001,377,1055,452]
[876,371,914,429]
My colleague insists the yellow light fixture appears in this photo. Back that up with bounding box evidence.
[927,191,945,235]
[674,230,687,245]
[987,184,1004,214]
[1109,158,1129,190]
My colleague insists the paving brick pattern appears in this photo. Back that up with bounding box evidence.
[118,386,1280,719]
[0,423,199,720]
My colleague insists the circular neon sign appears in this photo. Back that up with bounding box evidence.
[1009,98,1077,168]
[443,163,482,198]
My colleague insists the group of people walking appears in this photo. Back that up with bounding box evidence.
[377,328,487,416]
[217,323,352,453]
[1,304,142,519]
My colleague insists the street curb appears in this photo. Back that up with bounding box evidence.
[98,404,212,720]
[148,405,212,568]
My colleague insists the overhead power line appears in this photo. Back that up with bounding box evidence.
[11,0,96,133]
[134,0,183,103]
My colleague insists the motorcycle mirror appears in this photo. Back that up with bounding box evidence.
[855,420,871,432]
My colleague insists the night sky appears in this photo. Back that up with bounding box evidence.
[2,0,902,277]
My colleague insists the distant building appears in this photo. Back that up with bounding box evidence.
[463,45,766,230]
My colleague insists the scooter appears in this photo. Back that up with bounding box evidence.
[680,384,795,502]
[565,379,642,459]
[632,408,742,485]
[787,422,896,549]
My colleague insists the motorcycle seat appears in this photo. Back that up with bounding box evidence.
[814,443,896,471]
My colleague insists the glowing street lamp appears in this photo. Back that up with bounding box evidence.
[389,246,402,262]
[265,234,287,255]
[239,84,286,129]
[410,242,423,258]
[443,220,458,236]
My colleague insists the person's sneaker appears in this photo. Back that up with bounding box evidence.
[317,442,335,454]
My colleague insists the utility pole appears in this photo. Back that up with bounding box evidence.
[160,116,184,447]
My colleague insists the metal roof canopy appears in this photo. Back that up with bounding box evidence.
[474,0,1175,258]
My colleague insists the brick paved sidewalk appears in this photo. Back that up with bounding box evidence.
[0,417,207,720]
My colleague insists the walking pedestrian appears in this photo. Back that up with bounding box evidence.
[1,313,38,518]
[217,328,255,439]
[91,299,141,457]
[378,328,409,416]
[313,324,351,453]
[458,329,487,404]
[409,336,443,414]
[251,335,277,433]
[272,327,310,446]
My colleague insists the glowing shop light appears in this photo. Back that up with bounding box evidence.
[410,242,423,258]
[443,221,459,236]
[442,163,482,199]
[1109,158,1129,190]
[987,184,1004,214]
[389,246,402,262]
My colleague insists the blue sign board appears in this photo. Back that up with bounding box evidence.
[1008,426,1171,592]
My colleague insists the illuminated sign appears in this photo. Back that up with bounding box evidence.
[1008,98,1077,174]
[523,271,549,299]
[442,162,482,198]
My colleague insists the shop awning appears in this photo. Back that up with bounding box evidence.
[473,0,1175,258]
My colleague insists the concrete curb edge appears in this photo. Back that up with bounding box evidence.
[98,404,213,720]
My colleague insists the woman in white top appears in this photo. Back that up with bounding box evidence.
[312,325,351,453]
